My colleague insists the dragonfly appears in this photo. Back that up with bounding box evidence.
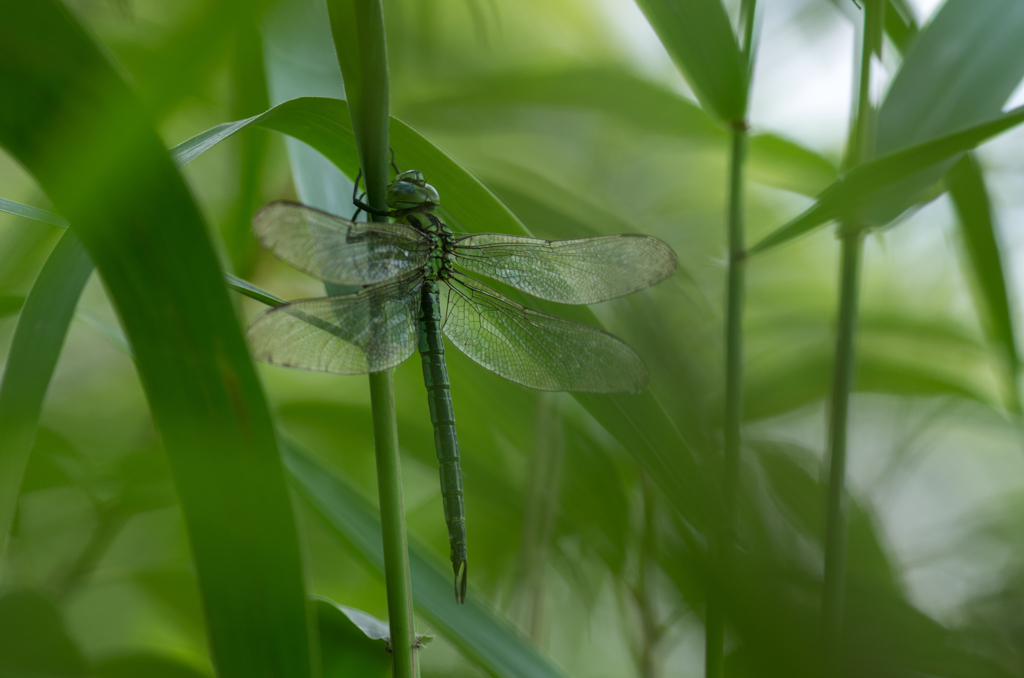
[246,169,677,602]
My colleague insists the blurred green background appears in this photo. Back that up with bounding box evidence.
[3,0,1024,676]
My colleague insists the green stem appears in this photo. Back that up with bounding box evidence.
[325,0,416,672]
[369,370,416,678]
[821,0,882,664]
[706,3,757,674]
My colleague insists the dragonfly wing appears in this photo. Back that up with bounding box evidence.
[440,272,648,392]
[247,276,423,375]
[254,201,430,286]
[453,232,677,304]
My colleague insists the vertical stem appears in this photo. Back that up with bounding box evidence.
[638,473,661,678]
[707,3,757,675]
[325,0,416,673]
[369,371,417,678]
[821,0,882,665]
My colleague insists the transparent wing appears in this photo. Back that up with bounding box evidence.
[453,232,677,304]
[440,272,648,392]
[246,276,423,375]
[253,201,430,285]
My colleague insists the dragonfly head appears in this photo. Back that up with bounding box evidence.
[386,170,440,210]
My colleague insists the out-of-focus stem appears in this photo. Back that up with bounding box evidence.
[707,2,757,674]
[821,0,883,665]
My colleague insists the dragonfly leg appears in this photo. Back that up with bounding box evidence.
[389,146,400,175]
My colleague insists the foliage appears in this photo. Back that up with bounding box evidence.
[1,0,1024,676]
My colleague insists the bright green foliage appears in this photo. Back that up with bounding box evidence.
[3,0,1024,677]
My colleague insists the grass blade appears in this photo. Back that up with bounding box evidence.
[947,155,1021,414]
[0,3,314,675]
[0,232,92,550]
[0,198,69,228]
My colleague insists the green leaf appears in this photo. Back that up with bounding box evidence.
[0,232,92,553]
[0,3,314,676]
[947,155,1021,414]
[749,105,1024,254]
[0,589,88,677]
[316,598,391,678]
[878,0,1024,154]
[225,272,285,307]
[284,442,568,678]
[0,295,24,319]
[171,97,528,238]
[747,133,838,197]
[632,0,747,122]
[0,196,68,228]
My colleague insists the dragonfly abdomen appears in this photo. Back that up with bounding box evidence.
[418,280,468,603]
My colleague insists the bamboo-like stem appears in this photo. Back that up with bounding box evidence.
[706,2,757,674]
[821,0,883,665]
[369,371,417,678]
[325,0,415,673]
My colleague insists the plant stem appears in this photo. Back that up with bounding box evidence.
[369,371,417,678]
[638,473,662,678]
[707,2,757,671]
[821,0,882,664]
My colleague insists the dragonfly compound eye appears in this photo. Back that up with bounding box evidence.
[385,178,441,209]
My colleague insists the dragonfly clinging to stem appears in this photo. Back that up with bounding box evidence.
[246,168,677,603]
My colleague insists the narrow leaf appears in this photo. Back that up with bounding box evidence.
[0,232,92,555]
[0,197,68,228]
[947,154,1021,413]
[632,0,747,122]
[750,105,1024,254]
[0,3,314,676]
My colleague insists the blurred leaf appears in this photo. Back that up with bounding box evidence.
[0,232,92,551]
[407,67,835,197]
[858,0,1024,227]
[748,133,838,197]
[632,0,747,122]
[878,0,1024,154]
[171,96,528,237]
[316,598,391,678]
[92,654,210,678]
[284,441,569,678]
[948,154,1021,414]
[575,390,714,531]
[262,0,352,215]
[20,428,87,495]
[225,272,286,307]
[750,104,1024,254]
[0,589,88,677]
[0,295,24,319]
[0,197,68,228]
[406,67,723,142]
[0,3,314,676]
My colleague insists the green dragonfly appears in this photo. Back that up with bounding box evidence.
[246,170,677,602]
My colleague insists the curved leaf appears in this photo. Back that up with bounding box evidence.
[0,3,313,676]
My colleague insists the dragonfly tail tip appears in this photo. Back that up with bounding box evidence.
[454,560,467,604]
